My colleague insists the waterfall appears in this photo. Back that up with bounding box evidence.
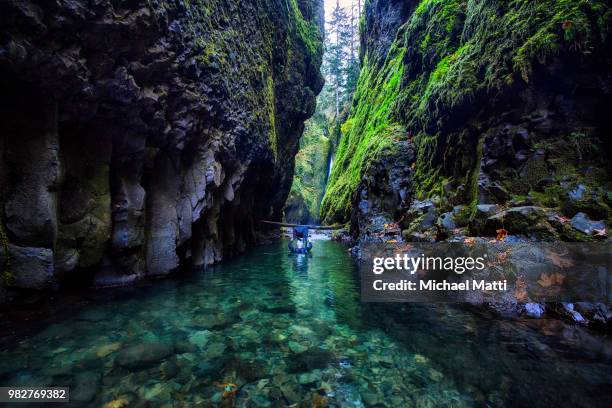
[327,153,334,179]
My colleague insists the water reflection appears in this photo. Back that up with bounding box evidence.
[0,240,610,407]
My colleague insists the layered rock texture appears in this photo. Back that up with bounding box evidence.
[322,0,611,242]
[0,0,323,300]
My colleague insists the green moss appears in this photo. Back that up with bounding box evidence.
[412,132,443,199]
[266,75,278,158]
[156,0,323,173]
[514,29,560,83]
[322,0,611,224]
[286,115,331,222]
[512,0,610,82]
[340,118,355,137]
[525,177,566,208]
[288,0,324,62]
[194,39,222,66]
[321,43,407,223]
[464,135,484,220]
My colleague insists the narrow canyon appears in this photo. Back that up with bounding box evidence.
[0,0,324,302]
[0,1,611,407]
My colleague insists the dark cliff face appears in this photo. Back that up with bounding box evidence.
[360,0,416,62]
[0,0,323,298]
[322,0,611,241]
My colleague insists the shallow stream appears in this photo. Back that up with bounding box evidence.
[0,240,611,407]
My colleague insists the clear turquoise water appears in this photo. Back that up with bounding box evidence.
[0,240,611,407]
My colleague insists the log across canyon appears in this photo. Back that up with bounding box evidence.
[0,0,324,302]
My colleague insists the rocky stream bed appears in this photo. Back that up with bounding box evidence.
[1,240,611,407]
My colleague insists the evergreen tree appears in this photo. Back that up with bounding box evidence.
[325,1,352,119]
[286,0,365,223]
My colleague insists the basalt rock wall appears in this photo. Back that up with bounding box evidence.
[0,0,323,300]
[322,0,611,241]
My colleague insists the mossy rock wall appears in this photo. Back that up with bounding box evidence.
[322,0,612,231]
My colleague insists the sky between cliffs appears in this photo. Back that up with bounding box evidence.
[325,0,358,22]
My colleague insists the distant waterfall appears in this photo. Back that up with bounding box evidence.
[327,154,334,179]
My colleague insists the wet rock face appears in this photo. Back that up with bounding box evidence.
[351,141,414,239]
[1,245,54,290]
[361,0,418,61]
[475,81,611,212]
[0,281,5,305]
[335,0,611,242]
[0,0,323,296]
[3,99,60,249]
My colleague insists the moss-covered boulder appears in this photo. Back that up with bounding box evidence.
[470,204,501,234]
[484,206,558,239]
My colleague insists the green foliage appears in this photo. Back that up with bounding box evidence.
[321,42,407,223]
[288,0,324,62]
[286,114,331,222]
[322,0,611,223]
[266,75,278,158]
[512,0,609,82]
[325,1,356,115]
[288,0,361,223]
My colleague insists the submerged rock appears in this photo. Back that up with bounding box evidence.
[224,357,266,382]
[140,382,174,402]
[206,342,226,359]
[71,371,101,403]
[115,342,174,369]
[160,359,179,379]
[287,347,333,373]
[297,370,321,385]
[288,341,309,354]
[194,314,233,329]
[188,330,213,349]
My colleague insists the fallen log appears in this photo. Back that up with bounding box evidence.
[259,220,344,230]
